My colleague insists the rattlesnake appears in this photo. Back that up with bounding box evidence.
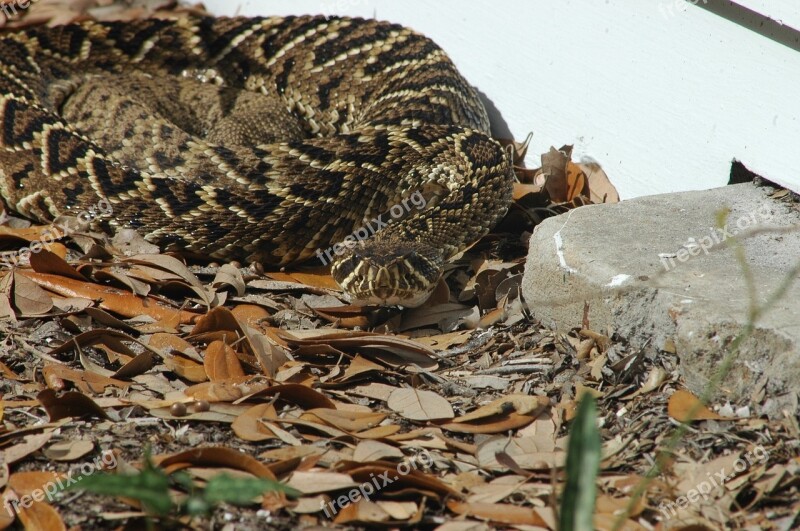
[0,15,514,306]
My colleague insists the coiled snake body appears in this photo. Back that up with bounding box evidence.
[0,15,514,306]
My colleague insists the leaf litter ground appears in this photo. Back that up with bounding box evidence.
[0,2,799,529]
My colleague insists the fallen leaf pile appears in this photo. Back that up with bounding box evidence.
[0,2,798,530]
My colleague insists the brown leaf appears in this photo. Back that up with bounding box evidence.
[387,388,454,421]
[157,447,278,480]
[580,161,620,204]
[93,268,151,297]
[2,429,58,464]
[42,440,95,462]
[6,471,62,497]
[36,389,109,421]
[540,146,570,202]
[565,160,587,201]
[190,305,241,338]
[48,329,163,362]
[17,501,66,531]
[0,224,65,243]
[212,263,246,296]
[204,340,246,381]
[286,471,358,495]
[330,355,385,384]
[512,182,544,201]
[301,409,386,433]
[668,390,728,422]
[276,329,437,370]
[266,270,340,291]
[440,412,539,434]
[41,363,129,395]
[309,305,373,329]
[453,395,550,423]
[123,254,215,308]
[185,380,268,403]
[29,248,85,281]
[163,353,208,383]
[343,461,460,499]
[446,500,548,526]
[112,351,158,379]
[246,383,336,410]
[230,304,271,329]
[18,271,199,324]
[231,403,279,442]
[12,271,53,315]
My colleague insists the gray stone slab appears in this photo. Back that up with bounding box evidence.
[522,183,800,415]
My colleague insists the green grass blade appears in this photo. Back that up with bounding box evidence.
[559,393,601,531]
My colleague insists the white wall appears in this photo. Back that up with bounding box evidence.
[201,0,800,200]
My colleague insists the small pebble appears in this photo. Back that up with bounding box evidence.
[189,400,210,413]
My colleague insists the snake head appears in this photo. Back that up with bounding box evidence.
[331,239,445,308]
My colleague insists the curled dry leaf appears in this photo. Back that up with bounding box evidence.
[212,263,246,296]
[341,461,460,499]
[453,395,550,423]
[41,363,129,395]
[157,446,278,481]
[276,329,437,370]
[123,254,216,308]
[440,413,539,435]
[245,383,336,410]
[18,271,199,324]
[36,389,109,421]
[301,408,387,434]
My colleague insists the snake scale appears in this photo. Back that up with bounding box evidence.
[0,15,514,306]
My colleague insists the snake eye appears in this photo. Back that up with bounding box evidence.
[331,239,444,307]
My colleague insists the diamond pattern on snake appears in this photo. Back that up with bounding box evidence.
[0,15,514,306]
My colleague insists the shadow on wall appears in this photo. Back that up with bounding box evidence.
[477,89,515,144]
[696,0,800,52]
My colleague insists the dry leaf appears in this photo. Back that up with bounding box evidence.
[668,390,728,422]
[12,271,53,315]
[204,340,246,381]
[387,388,454,421]
[36,389,109,421]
